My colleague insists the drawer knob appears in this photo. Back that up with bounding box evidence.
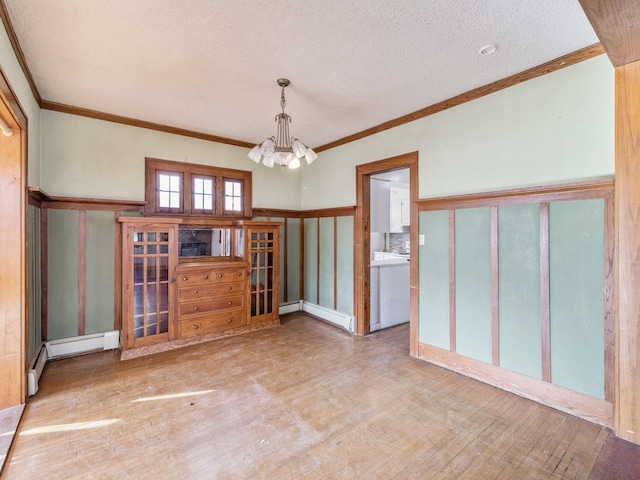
[237,272,242,277]
[193,306,199,311]
[227,301,232,306]
[227,286,232,291]
[193,290,198,294]
[183,276,188,281]
[204,275,209,279]
[217,273,223,278]
[193,324,199,329]
[227,318,233,324]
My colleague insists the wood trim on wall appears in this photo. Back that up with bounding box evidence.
[355,151,419,338]
[316,44,605,152]
[448,210,456,353]
[77,210,86,336]
[28,187,146,212]
[113,211,122,331]
[603,197,615,403]
[316,218,320,304]
[333,216,337,311]
[254,206,357,220]
[299,219,304,301]
[40,207,48,342]
[41,100,253,149]
[540,202,551,383]
[0,2,41,106]
[418,178,614,212]
[418,342,614,428]
[490,206,499,366]
[283,218,288,303]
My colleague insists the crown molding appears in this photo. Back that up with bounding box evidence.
[315,43,606,153]
[0,0,41,105]
[41,100,255,149]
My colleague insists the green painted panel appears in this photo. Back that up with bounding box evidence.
[304,218,318,304]
[318,217,335,309]
[48,209,79,340]
[336,216,354,316]
[498,204,542,379]
[287,218,301,302]
[549,199,605,399]
[419,211,450,349]
[455,208,492,363]
[85,211,115,334]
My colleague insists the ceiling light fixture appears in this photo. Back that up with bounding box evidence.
[247,78,317,169]
[479,44,497,56]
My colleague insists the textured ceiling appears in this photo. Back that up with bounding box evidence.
[4,0,598,149]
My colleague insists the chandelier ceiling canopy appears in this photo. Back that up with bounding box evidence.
[247,79,318,169]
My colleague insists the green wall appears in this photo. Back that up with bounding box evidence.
[549,200,605,398]
[419,210,450,349]
[454,208,492,364]
[47,209,80,340]
[302,215,354,317]
[419,198,606,399]
[498,204,542,379]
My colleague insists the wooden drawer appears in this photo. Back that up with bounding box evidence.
[177,267,246,286]
[178,310,245,338]
[179,281,245,301]
[179,294,245,317]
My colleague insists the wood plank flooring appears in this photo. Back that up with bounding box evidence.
[0,314,624,479]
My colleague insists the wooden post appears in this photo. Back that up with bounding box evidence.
[615,60,640,444]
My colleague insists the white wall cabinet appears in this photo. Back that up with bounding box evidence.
[370,178,390,232]
[390,185,410,233]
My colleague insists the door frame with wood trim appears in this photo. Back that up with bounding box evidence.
[354,151,419,355]
[0,75,28,409]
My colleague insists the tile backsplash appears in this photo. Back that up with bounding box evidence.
[389,231,410,253]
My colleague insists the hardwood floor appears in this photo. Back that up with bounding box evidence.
[0,313,628,479]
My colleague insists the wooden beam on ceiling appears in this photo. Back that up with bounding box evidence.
[579,0,640,67]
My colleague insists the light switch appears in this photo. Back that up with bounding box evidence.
[419,234,425,245]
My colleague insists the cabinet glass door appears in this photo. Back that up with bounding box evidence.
[249,229,276,320]
[121,221,177,350]
[132,230,171,339]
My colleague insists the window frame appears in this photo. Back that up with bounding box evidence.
[145,158,252,218]
[191,174,216,214]
[155,170,184,214]
[223,177,244,215]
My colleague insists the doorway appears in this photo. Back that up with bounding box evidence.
[354,151,418,356]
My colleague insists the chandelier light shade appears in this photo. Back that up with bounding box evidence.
[248,78,318,169]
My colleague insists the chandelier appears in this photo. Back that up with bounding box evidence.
[247,78,318,169]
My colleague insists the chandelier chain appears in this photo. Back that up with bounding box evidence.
[280,86,286,113]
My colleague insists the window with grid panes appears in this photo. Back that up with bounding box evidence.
[224,179,242,213]
[145,158,252,217]
[192,176,214,213]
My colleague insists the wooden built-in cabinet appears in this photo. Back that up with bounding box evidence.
[119,217,280,357]
[176,262,248,338]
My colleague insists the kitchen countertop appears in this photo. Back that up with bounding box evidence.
[370,258,410,267]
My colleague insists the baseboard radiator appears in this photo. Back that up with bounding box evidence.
[300,301,355,333]
[28,331,120,396]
